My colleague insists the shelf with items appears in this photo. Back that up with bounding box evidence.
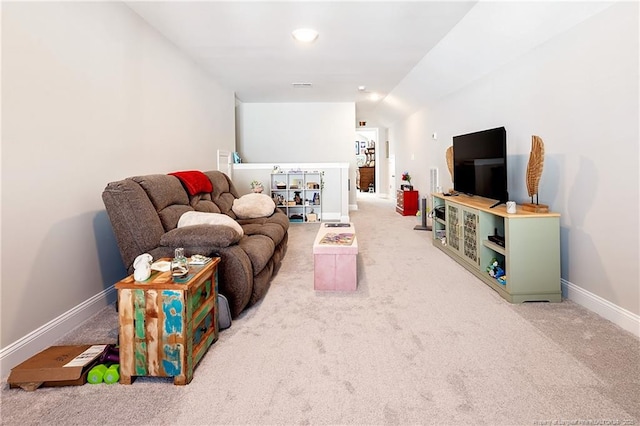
[431,192,561,303]
[480,212,506,256]
[270,170,323,223]
[483,239,505,255]
[478,209,507,288]
[431,195,447,242]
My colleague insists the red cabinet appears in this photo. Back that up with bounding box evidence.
[396,190,419,216]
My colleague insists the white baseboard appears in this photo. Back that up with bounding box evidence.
[562,279,640,338]
[0,285,116,380]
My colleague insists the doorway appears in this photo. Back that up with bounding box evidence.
[355,128,378,194]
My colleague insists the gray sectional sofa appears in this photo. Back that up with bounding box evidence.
[102,170,289,317]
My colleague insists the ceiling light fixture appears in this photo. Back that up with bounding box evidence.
[358,86,366,92]
[292,28,319,43]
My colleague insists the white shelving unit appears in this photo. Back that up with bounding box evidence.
[270,170,323,223]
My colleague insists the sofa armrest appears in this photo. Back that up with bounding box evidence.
[160,224,242,251]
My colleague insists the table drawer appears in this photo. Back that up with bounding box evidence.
[397,190,404,208]
[188,275,213,316]
[192,308,215,348]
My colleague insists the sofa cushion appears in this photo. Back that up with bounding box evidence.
[160,224,242,250]
[237,209,290,229]
[265,210,290,229]
[238,234,276,275]
[159,205,194,231]
[232,193,276,219]
[189,192,221,213]
[204,171,239,217]
[133,174,189,211]
[133,174,192,230]
[178,211,244,237]
[241,222,286,246]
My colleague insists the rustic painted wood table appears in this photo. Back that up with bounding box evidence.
[115,257,220,385]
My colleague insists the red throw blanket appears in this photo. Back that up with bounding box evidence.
[168,170,213,195]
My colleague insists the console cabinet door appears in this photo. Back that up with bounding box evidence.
[446,202,479,268]
[461,207,480,267]
[446,203,461,252]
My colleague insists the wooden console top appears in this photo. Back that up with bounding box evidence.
[432,193,560,218]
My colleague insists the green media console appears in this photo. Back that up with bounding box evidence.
[432,193,561,303]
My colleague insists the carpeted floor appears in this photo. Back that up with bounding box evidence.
[2,193,639,425]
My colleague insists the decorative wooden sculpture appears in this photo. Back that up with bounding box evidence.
[522,135,549,213]
[444,145,455,194]
[445,145,454,182]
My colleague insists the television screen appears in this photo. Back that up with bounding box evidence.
[453,127,508,205]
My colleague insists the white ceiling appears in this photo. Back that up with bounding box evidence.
[124,1,615,127]
[124,1,477,120]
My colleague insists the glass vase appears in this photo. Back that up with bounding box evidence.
[171,247,189,281]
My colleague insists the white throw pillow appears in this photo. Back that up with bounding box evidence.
[232,193,276,219]
[178,211,244,237]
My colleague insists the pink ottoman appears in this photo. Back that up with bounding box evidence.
[313,223,358,291]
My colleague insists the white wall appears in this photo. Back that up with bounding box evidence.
[1,1,235,357]
[236,102,357,207]
[388,3,639,322]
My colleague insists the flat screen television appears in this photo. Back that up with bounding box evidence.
[453,126,508,208]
